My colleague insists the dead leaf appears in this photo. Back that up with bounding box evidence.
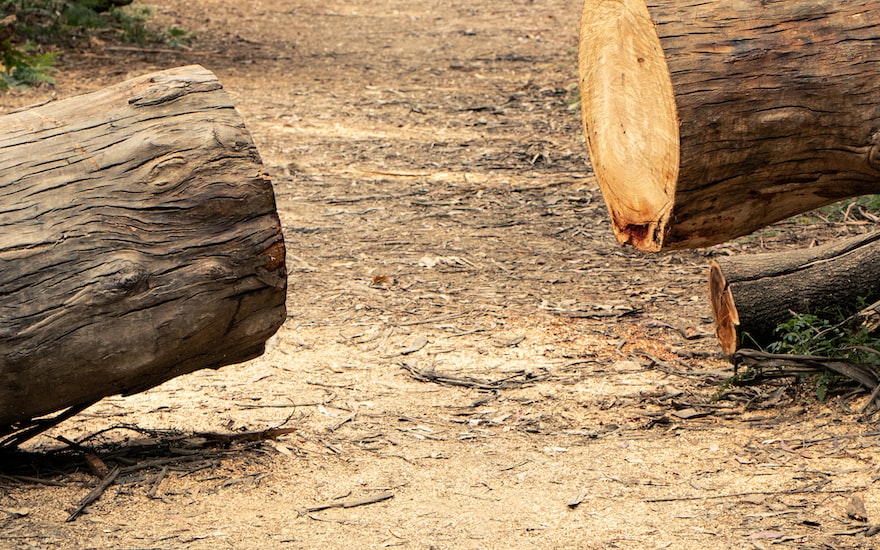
[1,507,29,518]
[418,256,438,268]
[493,335,525,347]
[846,494,869,522]
[671,408,708,419]
[747,530,785,540]
[399,336,428,355]
[370,274,392,288]
[739,494,765,505]
[271,441,293,456]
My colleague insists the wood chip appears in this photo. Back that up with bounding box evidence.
[567,490,588,509]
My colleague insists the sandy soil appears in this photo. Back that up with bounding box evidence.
[1,0,879,548]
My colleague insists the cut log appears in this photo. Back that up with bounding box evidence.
[0,65,287,435]
[708,231,880,355]
[578,0,880,251]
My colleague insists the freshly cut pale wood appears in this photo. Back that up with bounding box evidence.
[708,231,880,355]
[859,299,880,334]
[0,65,287,433]
[579,0,880,251]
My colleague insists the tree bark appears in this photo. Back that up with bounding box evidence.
[579,0,880,251]
[0,65,287,432]
[708,231,880,355]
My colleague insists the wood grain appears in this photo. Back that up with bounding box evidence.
[580,0,880,250]
[0,65,287,430]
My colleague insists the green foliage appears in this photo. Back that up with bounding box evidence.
[0,40,56,90]
[767,309,880,401]
[110,7,193,46]
[163,25,192,48]
[62,2,109,30]
[111,5,154,43]
[717,307,880,403]
[769,310,880,367]
[1,0,194,91]
[815,195,880,223]
[768,313,842,357]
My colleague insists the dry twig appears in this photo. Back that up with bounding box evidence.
[66,466,120,522]
[646,486,854,503]
[733,349,878,390]
[0,400,100,449]
[399,362,547,390]
[300,492,395,515]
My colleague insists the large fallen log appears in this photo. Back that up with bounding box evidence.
[708,231,880,355]
[0,65,287,437]
[578,0,880,251]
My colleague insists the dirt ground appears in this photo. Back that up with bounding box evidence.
[2,0,880,548]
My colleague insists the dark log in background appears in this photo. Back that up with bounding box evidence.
[709,231,880,355]
[0,65,287,432]
[579,0,880,251]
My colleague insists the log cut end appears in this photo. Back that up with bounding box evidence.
[579,0,880,251]
[708,260,739,356]
[706,231,880,355]
[578,0,679,252]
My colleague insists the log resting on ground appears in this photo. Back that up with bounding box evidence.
[708,231,880,355]
[0,65,287,434]
[578,0,880,251]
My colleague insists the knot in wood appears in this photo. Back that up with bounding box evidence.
[100,258,150,300]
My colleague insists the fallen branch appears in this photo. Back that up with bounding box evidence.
[199,427,299,445]
[146,465,169,499]
[645,486,854,503]
[0,400,100,449]
[66,466,121,522]
[0,475,66,487]
[579,0,880,250]
[0,65,287,438]
[732,349,879,391]
[399,362,547,390]
[300,492,395,515]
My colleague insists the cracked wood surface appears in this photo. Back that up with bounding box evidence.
[0,65,287,430]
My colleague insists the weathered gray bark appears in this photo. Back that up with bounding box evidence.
[0,65,287,434]
[708,231,880,354]
[579,0,880,251]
